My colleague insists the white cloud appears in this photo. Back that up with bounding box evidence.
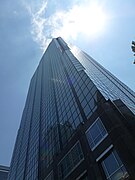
[22,0,50,50]
[23,0,107,51]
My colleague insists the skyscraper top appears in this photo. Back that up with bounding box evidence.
[50,38,135,114]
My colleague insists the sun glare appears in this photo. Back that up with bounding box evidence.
[29,0,108,49]
[77,4,106,36]
[52,2,107,41]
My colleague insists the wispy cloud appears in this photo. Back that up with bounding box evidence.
[23,0,107,50]
[22,0,51,50]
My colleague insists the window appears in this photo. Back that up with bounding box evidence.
[58,141,84,179]
[86,118,107,150]
[101,150,129,180]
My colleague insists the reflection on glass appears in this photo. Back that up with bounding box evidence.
[58,141,84,179]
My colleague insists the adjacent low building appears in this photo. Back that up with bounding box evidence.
[0,165,9,180]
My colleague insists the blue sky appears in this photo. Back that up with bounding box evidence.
[0,0,135,166]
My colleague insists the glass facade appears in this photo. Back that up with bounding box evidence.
[71,46,135,114]
[44,171,53,180]
[8,37,135,180]
[58,141,84,179]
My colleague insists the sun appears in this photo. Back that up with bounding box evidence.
[76,3,107,36]
[53,2,107,40]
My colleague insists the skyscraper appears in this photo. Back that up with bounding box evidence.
[8,37,135,180]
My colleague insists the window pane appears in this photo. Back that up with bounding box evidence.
[94,134,103,145]
[58,141,84,179]
[90,124,100,140]
[111,168,125,180]
[101,150,129,180]
[102,153,119,175]
[101,128,107,136]
[114,151,123,166]
[97,120,105,132]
